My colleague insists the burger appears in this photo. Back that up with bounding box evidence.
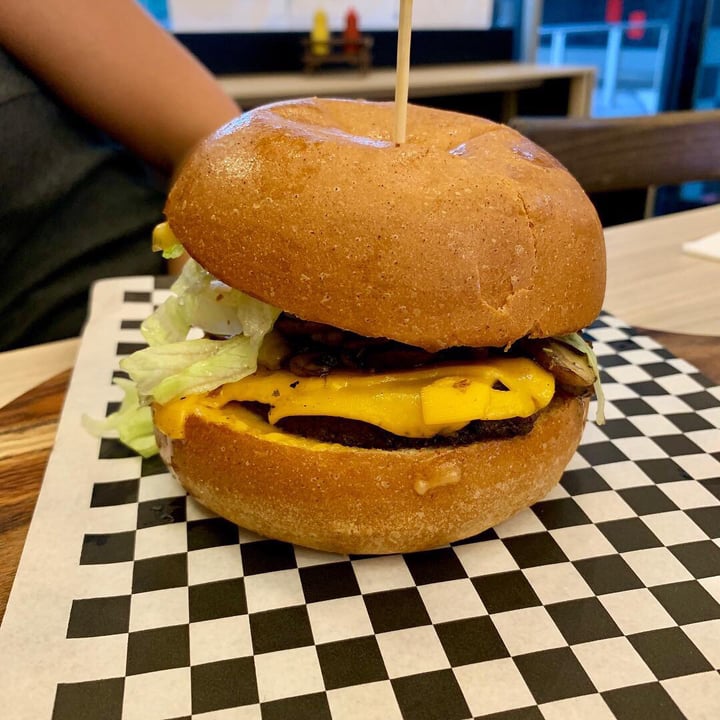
[119,98,606,555]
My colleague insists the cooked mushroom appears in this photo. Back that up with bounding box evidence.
[532,339,597,392]
[288,351,340,377]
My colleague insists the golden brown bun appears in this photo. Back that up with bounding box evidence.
[166,98,605,351]
[156,394,588,555]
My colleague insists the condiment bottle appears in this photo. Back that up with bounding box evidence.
[311,9,330,56]
[344,7,360,54]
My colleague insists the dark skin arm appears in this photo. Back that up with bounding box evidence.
[0,0,240,172]
[0,0,239,272]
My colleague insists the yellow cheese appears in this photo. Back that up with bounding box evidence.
[151,222,178,253]
[154,358,555,442]
[155,399,335,451]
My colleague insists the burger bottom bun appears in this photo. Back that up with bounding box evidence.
[157,395,589,555]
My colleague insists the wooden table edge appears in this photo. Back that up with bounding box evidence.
[0,369,71,622]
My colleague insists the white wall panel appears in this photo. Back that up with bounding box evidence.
[168,0,493,33]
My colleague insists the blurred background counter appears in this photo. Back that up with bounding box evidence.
[218,62,595,120]
[135,0,720,219]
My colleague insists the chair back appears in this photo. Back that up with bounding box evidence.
[509,110,720,193]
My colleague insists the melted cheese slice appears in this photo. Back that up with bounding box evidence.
[154,358,554,442]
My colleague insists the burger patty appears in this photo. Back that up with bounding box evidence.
[248,315,592,449]
[272,314,596,396]
[274,314,489,374]
[240,402,535,450]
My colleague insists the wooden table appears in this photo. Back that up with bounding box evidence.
[1,205,719,620]
[602,203,720,379]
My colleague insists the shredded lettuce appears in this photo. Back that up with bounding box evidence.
[140,295,189,346]
[141,260,278,347]
[125,258,280,404]
[121,333,266,405]
[82,378,158,457]
[161,243,185,260]
[555,332,606,425]
[88,257,280,456]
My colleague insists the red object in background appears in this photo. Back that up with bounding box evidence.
[606,0,623,23]
[344,8,360,54]
[627,10,647,40]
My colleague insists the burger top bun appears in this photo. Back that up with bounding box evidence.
[166,98,606,351]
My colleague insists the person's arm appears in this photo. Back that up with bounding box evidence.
[0,0,240,171]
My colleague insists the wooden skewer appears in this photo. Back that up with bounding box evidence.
[393,0,414,145]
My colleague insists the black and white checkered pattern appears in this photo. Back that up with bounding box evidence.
[8,279,720,720]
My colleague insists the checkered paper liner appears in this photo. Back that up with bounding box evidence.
[1,276,719,720]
